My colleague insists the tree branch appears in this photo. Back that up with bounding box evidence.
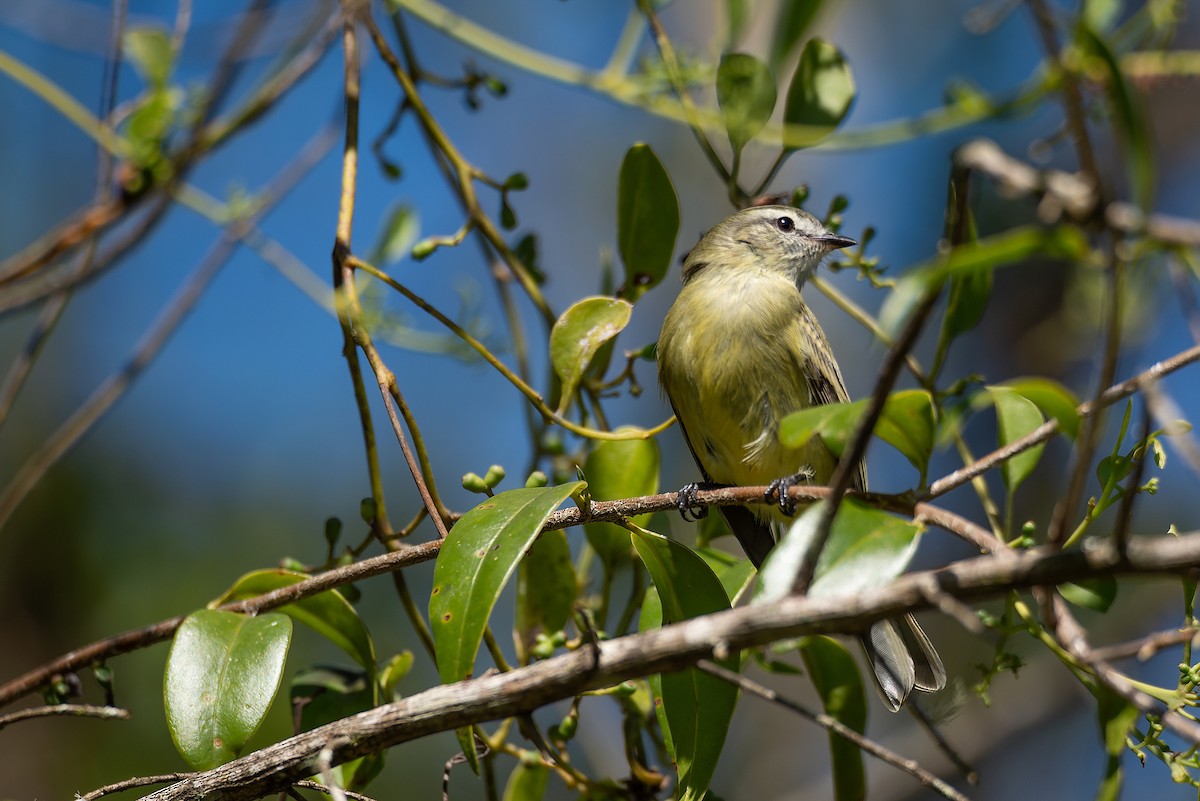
[136,533,1200,800]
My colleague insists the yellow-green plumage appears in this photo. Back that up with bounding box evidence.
[657,206,944,711]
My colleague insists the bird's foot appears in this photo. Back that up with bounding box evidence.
[676,482,725,522]
[765,467,815,516]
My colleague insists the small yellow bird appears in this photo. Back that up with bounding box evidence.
[657,205,945,710]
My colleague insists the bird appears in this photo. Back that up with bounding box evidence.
[656,204,945,710]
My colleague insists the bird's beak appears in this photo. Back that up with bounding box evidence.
[815,234,857,251]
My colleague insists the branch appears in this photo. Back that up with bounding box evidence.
[0,485,994,709]
[136,533,1200,800]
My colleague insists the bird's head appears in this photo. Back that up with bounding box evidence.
[681,205,855,287]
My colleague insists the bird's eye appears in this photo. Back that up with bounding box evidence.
[775,216,794,232]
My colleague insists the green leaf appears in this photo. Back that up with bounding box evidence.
[989,386,1046,493]
[165,610,292,769]
[810,500,923,599]
[431,483,587,682]
[779,399,864,456]
[502,761,549,801]
[1093,685,1139,801]
[877,390,936,480]
[783,38,855,150]
[1076,25,1153,210]
[632,529,737,801]
[379,651,415,700]
[370,204,419,266]
[124,26,175,87]
[769,2,825,69]
[549,297,633,414]
[880,226,1090,336]
[431,482,585,767]
[617,143,679,301]
[798,637,867,801]
[1060,577,1118,613]
[716,53,777,155]
[779,391,934,478]
[1001,377,1080,440]
[756,500,922,603]
[516,528,576,656]
[211,569,375,674]
[583,429,660,567]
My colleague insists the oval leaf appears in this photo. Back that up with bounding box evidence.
[632,529,737,801]
[716,53,777,154]
[989,386,1046,492]
[212,568,375,673]
[798,637,867,801]
[550,297,633,414]
[583,429,660,567]
[783,38,855,150]
[617,144,679,301]
[165,609,292,769]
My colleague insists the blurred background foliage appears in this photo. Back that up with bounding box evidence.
[0,1,1199,799]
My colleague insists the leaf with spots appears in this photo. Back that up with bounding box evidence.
[164,609,292,769]
[429,482,586,766]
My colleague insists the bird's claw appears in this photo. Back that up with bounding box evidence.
[676,482,730,522]
[676,482,708,522]
[765,467,815,516]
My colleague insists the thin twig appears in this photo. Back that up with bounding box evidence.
[76,773,194,801]
[926,341,1200,499]
[698,660,973,801]
[0,703,129,730]
[0,126,336,532]
[1090,627,1200,663]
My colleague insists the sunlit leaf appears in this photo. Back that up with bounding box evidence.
[165,610,292,769]
[633,529,737,801]
[989,386,1046,492]
[430,482,586,767]
[757,500,922,603]
[549,297,633,414]
[783,38,855,149]
[717,53,777,155]
[617,144,679,301]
